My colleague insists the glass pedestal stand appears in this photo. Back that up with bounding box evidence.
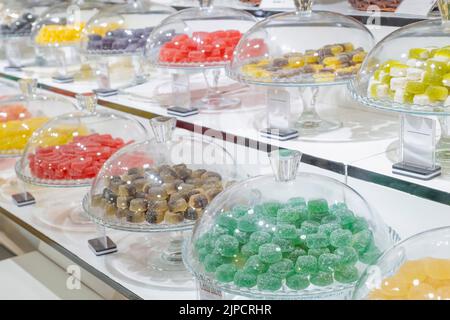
[294,86,342,135]
[437,116,450,174]
[4,37,34,71]
[52,46,79,83]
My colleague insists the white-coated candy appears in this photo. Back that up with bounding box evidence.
[390,66,407,77]
[407,59,424,68]
[376,84,389,98]
[406,68,425,81]
[390,77,407,91]
[394,89,406,103]
[413,94,431,105]
[432,55,450,63]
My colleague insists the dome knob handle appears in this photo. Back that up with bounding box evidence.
[76,92,97,113]
[19,79,37,97]
[198,0,213,8]
[438,0,450,23]
[294,0,313,15]
[150,116,176,143]
[269,149,302,182]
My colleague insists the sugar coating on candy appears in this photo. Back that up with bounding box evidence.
[318,253,340,272]
[258,243,283,264]
[330,229,353,248]
[334,246,358,266]
[243,255,268,275]
[233,270,257,288]
[215,263,237,283]
[215,235,239,257]
[257,273,282,291]
[36,23,86,45]
[334,265,359,284]
[286,274,310,290]
[268,258,294,278]
[295,255,318,275]
[310,271,333,287]
[306,233,329,249]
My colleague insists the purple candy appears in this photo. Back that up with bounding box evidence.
[112,39,128,51]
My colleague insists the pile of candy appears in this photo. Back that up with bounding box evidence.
[0,104,31,122]
[241,42,366,83]
[0,12,37,37]
[369,258,450,300]
[195,199,380,292]
[159,30,242,64]
[0,117,49,153]
[35,23,86,45]
[368,46,450,106]
[28,133,129,180]
[91,164,227,225]
[87,27,153,53]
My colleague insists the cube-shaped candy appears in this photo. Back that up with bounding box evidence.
[425,85,449,102]
[413,94,431,105]
[406,68,425,81]
[390,77,407,91]
[370,83,389,98]
[405,81,427,95]
[409,48,430,60]
[390,64,408,77]
[394,89,414,104]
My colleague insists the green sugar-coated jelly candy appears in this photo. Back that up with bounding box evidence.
[232,205,250,218]
[243,255,268,275]
[277,206,301,225]
[330,229,353,248]
[308,247,330,258]
[268,258,294,278]
[350,217,369,234]
[275,224,298,240]
[318,223,340,236]
[211,225,230,238]
[329,202,347,215]
[292,229,307,247]
[306,233,330,249]
[352,229,373,254]
[215,235,239,257]
[238,215,259,233]
[272,237,295,254]
[288,197,306,207]
[234,230,250,244]
[198,247,210,262]
[337,210,356,230]
[335,246,358,266]
[307,199,329,221]
[204,253,230,273]
[334,265,359,284]
[195,233,215,252]
[286,274,310,290]
[322,215,340,224]
[310,271,333,287]
[215,263,237,283]
[233,271,257,288]
[260,201,282,219]
[257,273,282,292]
[241,242,259,257]
[295,255,318,275]
[301,220,320,234]
[359,243,381,265]
[249,231,272,246]
[216,214,238,233]
[285,248,307,261]
[258,243,283,264]
[318,253,340,272]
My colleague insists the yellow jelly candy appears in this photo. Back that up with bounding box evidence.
[287,56,305,68]
[424,258,450,280]
[397,260,427,283]
[313,72,335,83]
[342,42,354,52]
[368,289,392,300]
[381,60,402,73]
[323,56,341,67]
[407,283,436,300]
[409,48,430,60]
[405,81,427,95]
[0,117,49,152]
[304,54,319,64]
[433,48,450,60]
[425,59,449,75]
[379,275,411,298]
[309,64,324,73]
[423,71,443,86]
[352,52,366,63]
[330,45,344,55]
[425,86,449,102]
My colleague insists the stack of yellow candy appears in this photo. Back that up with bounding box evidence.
[369,258,450,300]
[0,117,50,153]
[35,23,86,45]
[369,46,450,106]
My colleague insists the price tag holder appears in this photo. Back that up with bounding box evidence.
[94,88,118,97]
[393,114,441,180]
[260,127,299,141]
[267,88,291,129]
[52,75,74,84]
[167,106,199,117]
[11,192,36,207]
[260,0,295,10]
[88,236,117,256]
[395,0,436,17]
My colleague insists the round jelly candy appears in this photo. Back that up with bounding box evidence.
[195,233,215,252]
[318,253,340,272]
[261,201,282,218]
[234,230,250,244]
[268,258,295,279]
[306,233,330,249]
[275,224,298,240]
[308,248,330,258]
[334,265,359,284]
[243,255,268,275]
[198,247,210,262]
[334,246,358,266]
[307,198,329,221]
[238,215,259,233]
[310,271,333,287]
[272,237,295,255]
[295,255,318,275]
[211,225,229,238]
[258,243,283,264]
[204,253,230,273]
[277,206,300,225]
[352,229,373,254]
[318,223,340,236]
[249,231,272,246]
[241,242,259,257]
[286,274,310,290]
[215,235,239,257]
[330,229,353,248]
[285,248,307,261]
[350,217,369,234]
[233,271,257,288]
[257,273,282,292]
[216,214,238,233]
[215,263,237,283]
[301,220,319,234]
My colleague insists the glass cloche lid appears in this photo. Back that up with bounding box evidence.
[15,92,148,187]
[81,0,175,56]
[354,226,450,300]
[183,149,397,299]
[0,0,38,38]
[31,0,106,48]
[82,116,238,232]
[0,79,77,158]
[350,0,450,115]
[227,0,375,87]
[146,0,257,69]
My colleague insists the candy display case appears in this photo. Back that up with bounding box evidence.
[183,149,399,299]
[31,0,106,83]
[0,0,38,70]
[226,0,375,134]
[15,92,148,187]
[0,78,77,158]
[349,0,450,176]
[81,0,175,96]
[354,226,450,300]
[146,0,257,110]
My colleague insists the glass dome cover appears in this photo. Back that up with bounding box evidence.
[227,0,375,87]
[0,79,77,158]
[83,116,238,232]
[350,0,450,115]
[354,226,450,300]
[184,150,397,299]
[81,0,175,56]
[15,92,148,187]
[0,0,38,38]
[146,0,258,69]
